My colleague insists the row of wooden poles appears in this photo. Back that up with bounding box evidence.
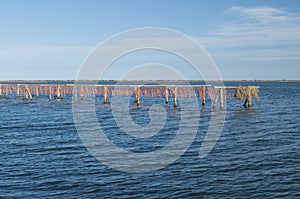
[0,84,62,101]
[0,84,258,109]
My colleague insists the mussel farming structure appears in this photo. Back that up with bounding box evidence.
[0,83,259,109]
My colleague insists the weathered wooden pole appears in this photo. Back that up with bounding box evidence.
[213,93,219,109]
[26,85,33,100]
[29,89,33,100]
[5,85,8,100]
[57,85,61,99]
[201,85,206,105]
[35,85,39,99]
[25,85,29,100]
[80,86,84,100]
[219,88,224,109]
[73,86,78,102]
[165,86,169,104]
[49,85,52,101]
[174,87,177,107]
[16,84,20,98]
[103,86,108,104]
[0,84,2,98]
[25,90,28,100]
[134,87,138,103]
[247,95,252,108]
[136,87,140,105]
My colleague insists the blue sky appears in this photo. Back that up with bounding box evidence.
[0,0,300,80]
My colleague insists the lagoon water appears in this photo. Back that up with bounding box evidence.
[0,82,299,198]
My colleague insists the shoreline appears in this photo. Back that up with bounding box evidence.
[0,80,299,83]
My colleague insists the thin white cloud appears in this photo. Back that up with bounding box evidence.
[201,6,300,61]
[227,6,295,23]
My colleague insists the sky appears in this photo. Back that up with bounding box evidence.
[0,0,300,80]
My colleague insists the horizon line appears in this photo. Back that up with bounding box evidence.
[0,79,300,82]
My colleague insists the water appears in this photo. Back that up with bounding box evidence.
[0,82,299,198]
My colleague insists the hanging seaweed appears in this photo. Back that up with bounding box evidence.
[235,86,259,101]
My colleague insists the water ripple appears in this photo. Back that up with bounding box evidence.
[0,82,299,198]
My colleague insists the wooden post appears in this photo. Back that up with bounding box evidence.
[201,85,206,105]
[16,84,20,98]
[103,86,108,104]
[219,88,224,109]
[0,84,2,98]
[174,87,177,107]
[247,95,252,107]
[35,85,39,99]
[57,85,61,99]
[25,90,28,100]
[5,85,8,100]
[25,85,29,100]
[26,85,32,100]
[29,89,33,100]
[213,94,219,109]
[165,86,169,104]
[134,87,138,102]
[73,86,78,102]
[80,86,84,100]
[136,87,140,105]
[49,85,52,101]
